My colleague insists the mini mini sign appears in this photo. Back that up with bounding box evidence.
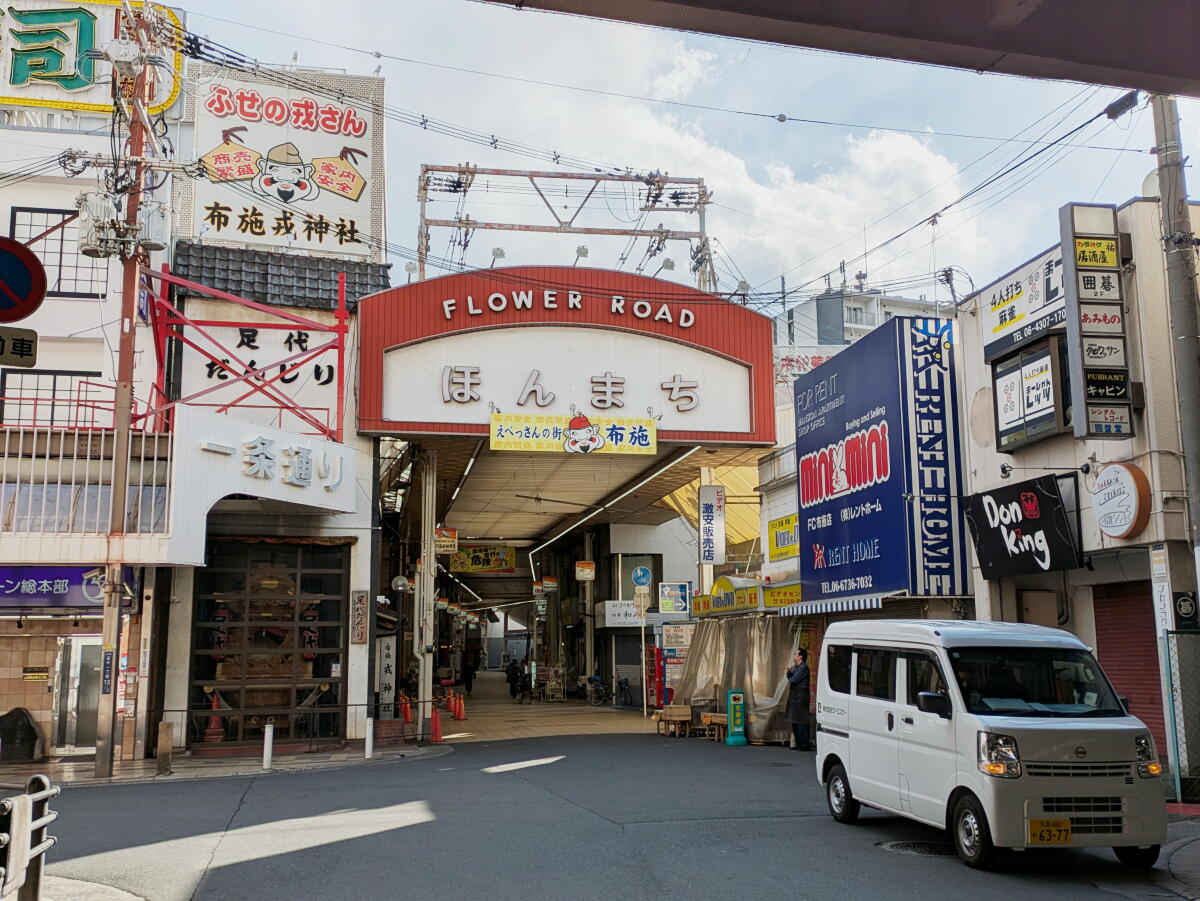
[490,412,656,455]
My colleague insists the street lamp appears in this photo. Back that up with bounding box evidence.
[652,258,675,278]
[490,247,506,268]
[573,246,589,266]
[404,261,418,284]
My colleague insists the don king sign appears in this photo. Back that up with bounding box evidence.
[794,318,968,603]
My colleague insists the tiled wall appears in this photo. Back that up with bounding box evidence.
[0,619,100,752]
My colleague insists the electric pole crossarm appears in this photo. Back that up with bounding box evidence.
[421,219,703,239]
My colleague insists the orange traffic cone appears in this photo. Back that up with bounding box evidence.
[401,695,413,724]
[458,695,468,721]
[452,692,464,720]
[429,705,444,743]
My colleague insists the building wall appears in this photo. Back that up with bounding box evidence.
[0,618,102,754]
[609,519,697,585]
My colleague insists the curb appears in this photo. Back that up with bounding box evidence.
[42,744,455,788]
[44,875,145,901]
[1155,833,1200,899]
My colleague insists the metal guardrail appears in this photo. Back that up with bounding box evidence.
[0,775,59,901]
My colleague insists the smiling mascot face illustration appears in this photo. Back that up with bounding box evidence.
[252,142,321,204]
[563,414,605,454]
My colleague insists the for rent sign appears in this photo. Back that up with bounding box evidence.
[794,318,966,603]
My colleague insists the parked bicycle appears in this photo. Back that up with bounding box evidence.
[585,676,633,707]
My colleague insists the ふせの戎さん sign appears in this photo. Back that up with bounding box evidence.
[794,318,966,603]
[963,475,1080,580]
[190,67,384,258]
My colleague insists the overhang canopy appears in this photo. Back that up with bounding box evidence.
[481,1,1200,97]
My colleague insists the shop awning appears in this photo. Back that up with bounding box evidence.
[777,597,884,616]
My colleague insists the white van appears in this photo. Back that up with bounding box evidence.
[815,620,1167,869]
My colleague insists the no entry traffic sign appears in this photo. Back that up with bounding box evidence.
[0,237,47,324]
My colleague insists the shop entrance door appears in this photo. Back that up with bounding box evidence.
[55,637,102,749]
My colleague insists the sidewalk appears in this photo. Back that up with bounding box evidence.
[0,741,449,787]
[1156,808,1200,899]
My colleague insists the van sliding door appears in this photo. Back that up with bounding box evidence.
[849,648,900,811]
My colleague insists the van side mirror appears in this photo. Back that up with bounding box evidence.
[917,691,952,719]
[1120,695,1131,711]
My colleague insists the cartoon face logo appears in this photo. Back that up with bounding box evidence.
[1019,491,1041,520]
[563,414,605,454]
[252,142,321,204]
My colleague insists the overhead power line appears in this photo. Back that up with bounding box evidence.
[177,7,1146,154]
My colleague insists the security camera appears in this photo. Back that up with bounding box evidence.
[1000,463,1013,479]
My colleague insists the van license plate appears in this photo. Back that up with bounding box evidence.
[1028,819,1071,844]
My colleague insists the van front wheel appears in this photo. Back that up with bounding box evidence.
[1114,845,1160,869]
[826,763,860,824]
[952,795,996,869]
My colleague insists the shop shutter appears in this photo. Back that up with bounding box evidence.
[824,599,926,624]
[1092,582,1167,756]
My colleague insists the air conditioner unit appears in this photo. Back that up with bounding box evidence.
[76,191,119,258]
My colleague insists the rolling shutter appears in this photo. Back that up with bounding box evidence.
[1092,581,1167,756]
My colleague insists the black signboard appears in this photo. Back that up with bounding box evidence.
[1084,369,1129,402]
[964,475,1081,580]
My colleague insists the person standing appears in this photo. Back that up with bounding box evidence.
[463,653,477,695]
[505,658,519,698]
[786,648,812,751]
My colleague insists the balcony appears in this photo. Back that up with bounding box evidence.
[0,375,174,565]
[0,374,357,566]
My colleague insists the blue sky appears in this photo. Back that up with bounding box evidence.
[187,0,1195,312]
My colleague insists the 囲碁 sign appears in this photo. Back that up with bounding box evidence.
[1059,203,1135,439]
[963,475,1080,580]
[794,318,966,603]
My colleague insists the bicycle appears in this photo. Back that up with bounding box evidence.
[585,675,610,706]
[586,676,634,707]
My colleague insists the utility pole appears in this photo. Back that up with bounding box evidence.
[96,2,156,779]
[1153,94,1200,582]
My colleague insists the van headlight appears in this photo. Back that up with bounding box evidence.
[978,731,1022,778]
[1136,733,1163,778]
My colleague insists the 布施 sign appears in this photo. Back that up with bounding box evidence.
[490,412,656,455]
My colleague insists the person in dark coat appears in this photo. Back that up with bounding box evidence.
[786,648,812,751]
[463,653,477,695]
[505,658,520,698]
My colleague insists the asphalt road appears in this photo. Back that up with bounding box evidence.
[45,735,1176,900]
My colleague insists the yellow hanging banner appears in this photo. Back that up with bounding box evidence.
[490,413,656,455]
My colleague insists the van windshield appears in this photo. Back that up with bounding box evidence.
[948,646,1126,717]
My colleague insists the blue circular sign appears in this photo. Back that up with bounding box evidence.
[631,566,652,586]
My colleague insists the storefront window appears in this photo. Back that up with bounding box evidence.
[189,542,348,744]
